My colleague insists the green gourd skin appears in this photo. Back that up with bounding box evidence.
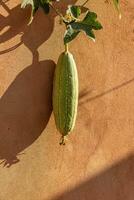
[53,51,78,144]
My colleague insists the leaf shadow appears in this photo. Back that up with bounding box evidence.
[0,0,78,55]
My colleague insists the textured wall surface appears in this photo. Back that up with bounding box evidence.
[0,0,134,199]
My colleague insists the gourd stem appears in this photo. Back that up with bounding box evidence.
[65,43,68,52]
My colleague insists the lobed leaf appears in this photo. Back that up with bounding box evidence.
[69,5,81,19]
[64,26,80,44]
[64,11,102,44]
[71,22,95,41]
[83,11,102,30]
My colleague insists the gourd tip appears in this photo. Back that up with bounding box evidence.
[59,136,66,145]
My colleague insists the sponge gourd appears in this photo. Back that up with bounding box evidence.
[53,51,78,144]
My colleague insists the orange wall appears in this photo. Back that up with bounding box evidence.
[0,0,134,199]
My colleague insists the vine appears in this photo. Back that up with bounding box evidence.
[21,0,121,48]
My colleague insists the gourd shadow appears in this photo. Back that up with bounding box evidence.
[0,0,78,167]
[0,57,55,168]
[0,2,56,168]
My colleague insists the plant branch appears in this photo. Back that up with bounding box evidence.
[49,3,63,19]
[81,0,90,7]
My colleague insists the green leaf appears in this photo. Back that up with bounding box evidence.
[83,11,97,22]
[21,0,34,8]
[40,2,50,14]
[86,30,95,41]
[21,0,51,23]
[113,0,121,19]
[64,10,102,43]
[21,0,39,13]
[69,5,81,18]
[40,0,50,3]
[71,22,95,41]
[113,0,119,10]
[21,0,39,24]
[64,26,80,44]
[92,21,102,30]
[66,11,102,42]
[83,11,102,30]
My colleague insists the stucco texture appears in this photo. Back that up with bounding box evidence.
[0,0,134,199]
